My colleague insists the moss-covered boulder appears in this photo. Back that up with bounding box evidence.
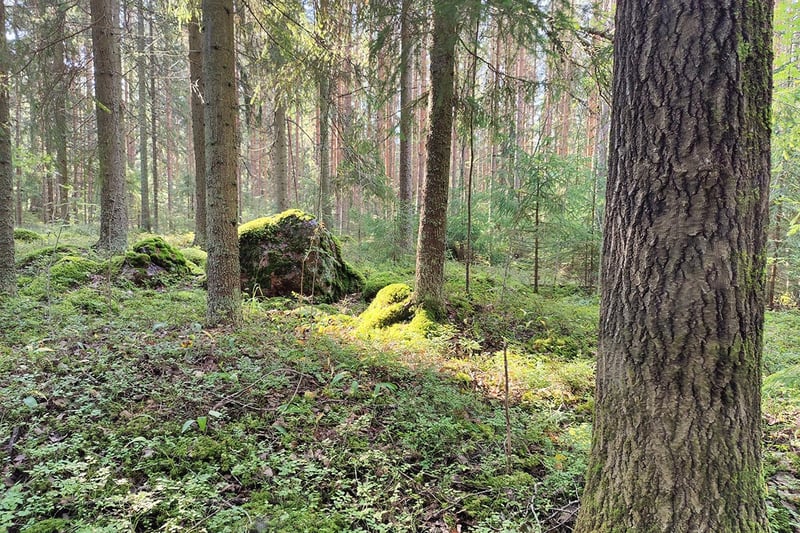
[13,228,44,242]
[119,237,193,286]
[239,209,364,302]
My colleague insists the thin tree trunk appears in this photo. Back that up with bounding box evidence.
[150,16,159,232]
[414,0,457,318]
[54,7,69,223]
[397,0,413,252]
[0,0,14,295]
[189,14,207,247]
[165,98,174,230]
[137,0,151,231]
[273,102,289,211]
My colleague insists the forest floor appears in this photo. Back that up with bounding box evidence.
[1,230,798,532]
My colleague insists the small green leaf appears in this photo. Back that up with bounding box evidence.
[208,410,223,418]
[181,419,195,433]
[23,396,38,409]
[196,416,208,432]
[330,372,348,385]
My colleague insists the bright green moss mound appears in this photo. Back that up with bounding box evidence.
[362,271,409,301]
[13,228,43,242]
[116,237,195,287]
[357,283,413,331]
[17,245,84,272]
[17,249,104,298]
[50,256,103,288]
[239,210,364,303]
[180,246,208,268]
[130,237,190,273]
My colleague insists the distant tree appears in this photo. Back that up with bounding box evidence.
[203,0,241,327]
[575,1,772,531]
[137,0,151,232]
[316,0,333,228]
[52,5,69,223]
[0,0,14,296]
[90,0,128,252]
[271,43,289,212]
[188,12,207,248]
[414,0,458,317]
[396,0,413,252]
[272,100,289,212]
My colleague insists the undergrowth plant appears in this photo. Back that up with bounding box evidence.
[0,235,797,532]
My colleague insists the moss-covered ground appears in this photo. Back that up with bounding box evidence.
[0,230,798,532]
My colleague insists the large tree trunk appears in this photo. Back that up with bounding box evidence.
[575,1,772,531]
[189,14,207,248]
[397,0,413,253]
[91,0,128,252]
[203,0,241,327]
[0,1,14,296]
[413,0,457,318]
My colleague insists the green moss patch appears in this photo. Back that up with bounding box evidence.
[13,228,43,242]
[357,283,413,332]
[362,271,409,301]
[764,364,800,406]
[180,246,208,268]
[117,237,195,287]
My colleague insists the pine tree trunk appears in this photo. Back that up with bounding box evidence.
[203,0,241,327]
[575,1,772,531]
[150,18,159,232]
[397,0,413,252]
[0,1,14,296]
[91,0,128,252]
[189,14,207,248]
[414,0,457,318]
[272,102,289,211]
[53,7,69,223]
[137,0,151,232]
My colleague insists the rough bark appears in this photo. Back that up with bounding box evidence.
[189,14,207,248]
[272,102,289,212]
[0,1,14,296]
[91,0,128,252]
[413,0,457,318]
[575,1,773,532]
[397,0,413,252]
[203,0,242,327]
